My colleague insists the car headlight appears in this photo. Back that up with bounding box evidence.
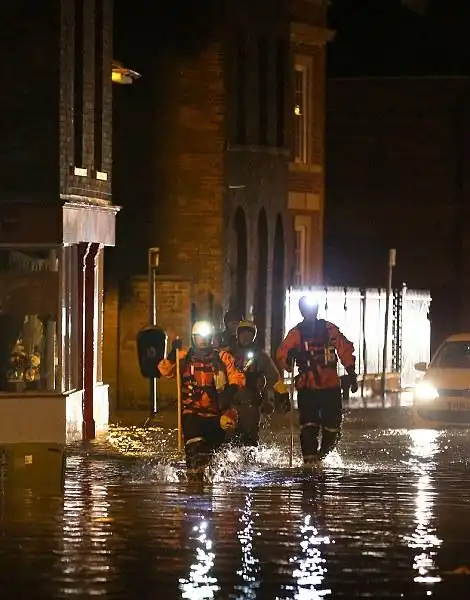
[414,381,439,402]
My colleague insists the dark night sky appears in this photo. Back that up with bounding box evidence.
[327,0,470,77]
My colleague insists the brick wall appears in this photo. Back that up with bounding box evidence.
[0,0,112,205]
[0,2,60,200]
[113,276,191,410]
[102,283,119,411]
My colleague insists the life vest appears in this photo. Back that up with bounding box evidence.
[180,349,227,416]
[234,349,266,398]
[298,320,337,383]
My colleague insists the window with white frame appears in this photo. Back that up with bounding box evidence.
[293,56,312,164]
[294,215,311,286]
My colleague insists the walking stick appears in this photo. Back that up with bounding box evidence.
[289,359,296,468]
[175,347,183,454]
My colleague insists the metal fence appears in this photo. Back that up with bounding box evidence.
[285,286,431,389]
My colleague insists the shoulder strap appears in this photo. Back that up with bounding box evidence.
[212,349,227,375]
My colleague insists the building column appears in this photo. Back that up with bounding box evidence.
[82,242,100,441]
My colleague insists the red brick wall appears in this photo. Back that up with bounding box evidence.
[110,276,192,410]
[102,283,119,412]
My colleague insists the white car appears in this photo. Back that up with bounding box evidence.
[413,333,470,427]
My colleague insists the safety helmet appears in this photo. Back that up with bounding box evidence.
[191,321,215,346]
[224,309,244,325]
[299,294,319,317]
[236,319,257,341]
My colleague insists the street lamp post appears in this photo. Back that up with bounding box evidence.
[381,248,396,406]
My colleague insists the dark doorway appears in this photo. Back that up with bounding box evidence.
[233,207,247,317]
[271,214,285,355]
[254,208,268,348]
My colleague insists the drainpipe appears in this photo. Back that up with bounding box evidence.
[83,243,100,441]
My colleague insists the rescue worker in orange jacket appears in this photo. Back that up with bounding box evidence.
[276,295,358,465]
[228,320,291,447]
[158,321,245,479]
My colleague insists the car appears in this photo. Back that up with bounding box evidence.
[412,333,470,427]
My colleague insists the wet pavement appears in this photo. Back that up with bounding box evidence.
[1,419,470,599]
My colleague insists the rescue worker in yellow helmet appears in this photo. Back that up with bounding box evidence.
[230,320,290,447]
[276,295,357,465]
[158,320,245,479]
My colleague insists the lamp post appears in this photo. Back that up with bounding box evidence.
[381,248,396,406]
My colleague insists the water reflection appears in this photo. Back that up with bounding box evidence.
[179,517,220,600]
[59,456,114,596]
[234,493,260,599]
[288,480,332,599]
[405,429,442,588]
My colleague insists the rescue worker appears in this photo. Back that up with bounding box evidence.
[158,321,245,479]
[214,309,244,350]
[231,320,291,447]
[276,295,358,465]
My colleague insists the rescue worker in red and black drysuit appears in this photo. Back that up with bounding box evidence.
[158,321,245,479]
[276,295,358,465]
[227,320,291,447]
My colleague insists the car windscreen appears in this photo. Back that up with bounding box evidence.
[431,341,470,369]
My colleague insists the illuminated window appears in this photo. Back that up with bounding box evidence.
[294,66,307,162]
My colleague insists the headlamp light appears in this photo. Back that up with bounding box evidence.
[414,381,439,403]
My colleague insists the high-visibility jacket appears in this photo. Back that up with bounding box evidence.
[276,319,355,391]
[158,348,245,416]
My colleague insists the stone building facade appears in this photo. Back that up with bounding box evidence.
[0,0,118,442]
[106,0,331,409]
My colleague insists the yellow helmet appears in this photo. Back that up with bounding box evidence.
[236,320,257,341]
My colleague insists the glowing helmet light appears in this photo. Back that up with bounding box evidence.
[191,321,214,340]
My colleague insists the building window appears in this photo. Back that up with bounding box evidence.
[74,0,84,168]
[0,248,61,393]
[236,30,247,145]
[294,64,308,163]
[294,215,311,286]
[258,36,268,146]
[275,39,286,148]
[94,0,104,172]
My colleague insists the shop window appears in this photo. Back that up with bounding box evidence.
[60,245,79,393]
[0,248,61,393]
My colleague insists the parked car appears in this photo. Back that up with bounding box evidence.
[413,333,470,427]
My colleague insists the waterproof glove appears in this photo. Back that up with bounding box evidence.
[167,338,183,362]
[218,383,239,410]
[346,366,358,394]
[287,347,300,366]
[220,407,239,431]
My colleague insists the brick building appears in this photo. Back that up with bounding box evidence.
[0,0,117,443]
[324,76,470,351]
[106,0,332,410]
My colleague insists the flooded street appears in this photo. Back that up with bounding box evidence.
[1,421,470,599]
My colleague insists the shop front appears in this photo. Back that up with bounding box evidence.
[0,200,118,488]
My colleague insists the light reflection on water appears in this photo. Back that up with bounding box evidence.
[404,430,442,588]
[1,426,470,598]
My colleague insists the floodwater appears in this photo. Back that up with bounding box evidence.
[1,419,470,599]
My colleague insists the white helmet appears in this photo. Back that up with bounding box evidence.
[191,321,214,347]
